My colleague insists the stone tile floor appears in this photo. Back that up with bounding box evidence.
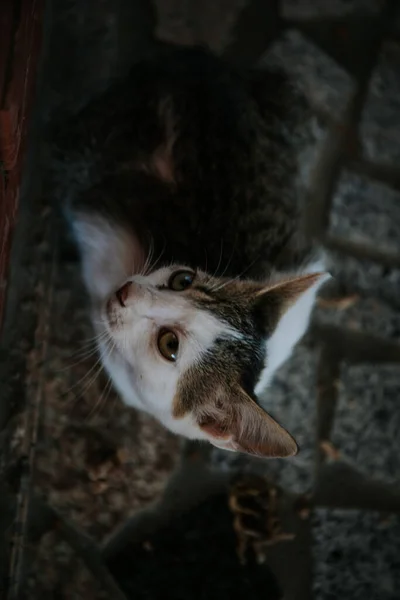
[1,0,400,598]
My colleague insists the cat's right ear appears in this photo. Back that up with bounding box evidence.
[196,386,297,458]
[68,210,143,300]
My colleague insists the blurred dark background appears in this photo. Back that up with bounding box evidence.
[1,1,400,598]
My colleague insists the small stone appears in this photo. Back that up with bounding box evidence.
[143,540,154,552]
[320,440,341,462]
[97,512,113,527]
[108,491,126,511]
[90,480,109,495]
[294,495,312,520]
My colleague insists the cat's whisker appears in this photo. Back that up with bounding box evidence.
[62,335,112,398]
[67,329,109,350]
[203,248,208,274]
[211,254,262,292]
[65,355,104,398]
[74,335,115,402]
[86,373,113,421]
[217,235,238,281]
[56,346,101,373]
[145,241,166,275]
[73,360,106,406]
[60,340,98,362]
[141,235,154,276]
[56,329,109,370]
[208,238,224,282]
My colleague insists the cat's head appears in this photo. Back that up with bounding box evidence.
[98,263,327,458]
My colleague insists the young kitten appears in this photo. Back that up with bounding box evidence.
[64,46,329,458]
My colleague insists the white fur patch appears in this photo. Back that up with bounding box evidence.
[96,268,240,440]
[255,266,330,395]
[72,213,143,301]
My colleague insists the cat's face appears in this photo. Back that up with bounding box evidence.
[97,264,326,458]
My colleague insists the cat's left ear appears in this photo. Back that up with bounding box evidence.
[197,386,297,458]
[254,272,330,332]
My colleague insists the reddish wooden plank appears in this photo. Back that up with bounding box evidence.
[0,1,15,97]
[0,0,44,330]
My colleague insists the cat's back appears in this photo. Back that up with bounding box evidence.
[65,46,311,275]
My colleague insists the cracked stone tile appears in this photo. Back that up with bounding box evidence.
[313,508,400,600]
[212,344,319,495]
[361,41,400,165]
[330,363,400,485]
[261,29,355,117]
[329,170,400,256]
[282,0,380,20]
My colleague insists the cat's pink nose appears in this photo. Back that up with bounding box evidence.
[115,281,132,307]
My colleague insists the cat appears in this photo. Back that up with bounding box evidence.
[62,46,329,458]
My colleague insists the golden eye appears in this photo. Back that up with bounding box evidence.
[157,328,179,362]
[168,270,195,291]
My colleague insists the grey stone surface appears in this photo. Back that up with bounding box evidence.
[212,345,319,494]
[331,363,400,485]
[282,0,380,20]
[361,41,400,164]
[154,0,247,52]
[261,29,355,116]
[313,509,400,600]
[4,1,400,597]
[329,170,400,256]
[326,251,400,311]
[390,10,400,37]
[296,118,328,193]
[315,296,400,342]
[41,0,156,121]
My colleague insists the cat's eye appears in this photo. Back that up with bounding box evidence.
[157,328,179,362]
[168,270,195,291]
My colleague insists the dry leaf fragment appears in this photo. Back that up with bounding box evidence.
[320,440,340,461]
[318,294,359,310]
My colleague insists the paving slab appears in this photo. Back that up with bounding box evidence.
[315,295,400,343]
[330,363,400,485]
[361,41,400,164]
[329,170,400,257]
[154,0,247,52]
[282,0,380,20]
[262,29,355,116]
[313,508,400,600]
